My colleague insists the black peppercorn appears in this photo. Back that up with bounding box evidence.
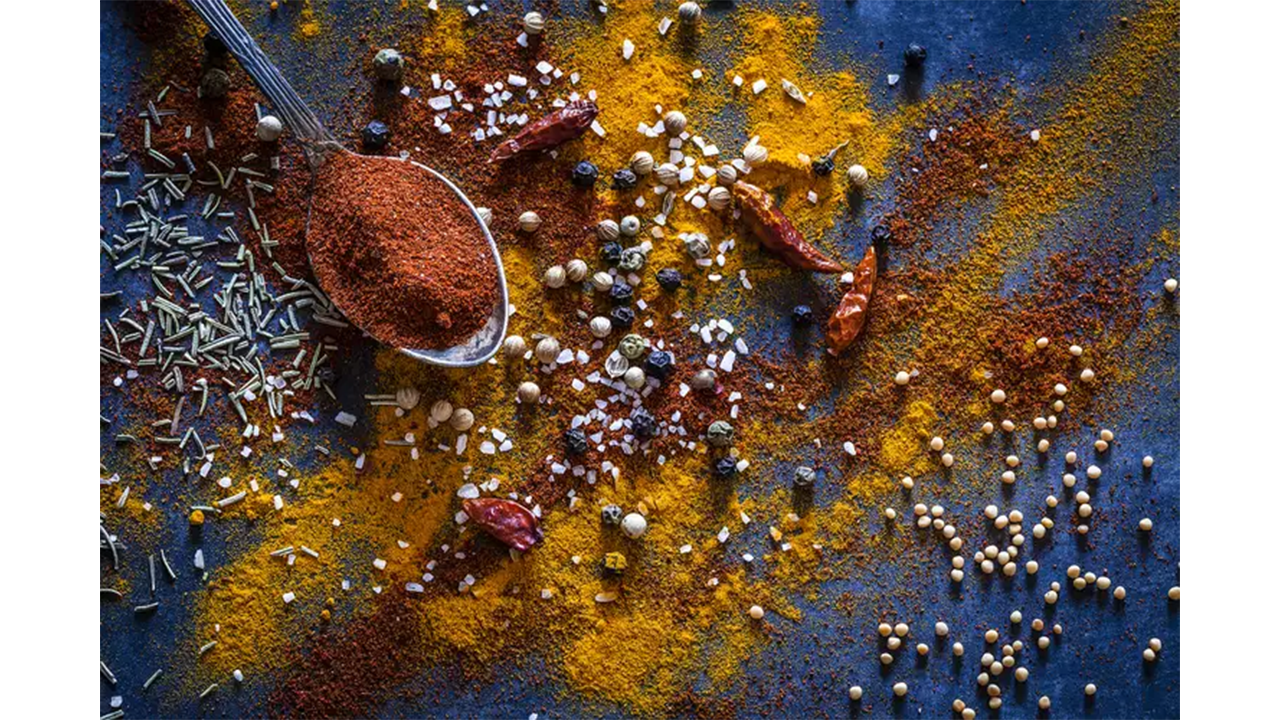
[792,305,813,325]
[200,68,231,99]
[609,282,634,305]
[571,161,599,188]
[203,32,228,56]
[714,457,739,478]
[564,428,589,456]
[871,224,893,246]
[904,43,928,68]
[656,268,683,290]
[630,409,657,440]
[644,350,674,380]
[611,168,638,190]
[361,121,391,151]
[812,156,835,176]
[599,242,622,264]
[609,307,635,329]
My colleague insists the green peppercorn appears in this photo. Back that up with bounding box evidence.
[618,334,647,360]
[707,420,735,447]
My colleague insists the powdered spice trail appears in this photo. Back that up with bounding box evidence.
[307,152,498,350]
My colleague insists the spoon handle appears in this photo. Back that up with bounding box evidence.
[186,0,334,145]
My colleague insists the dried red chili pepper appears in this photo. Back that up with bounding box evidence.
[826,245,877,355]
[462,498,543,551]
[732,181,843,273]
[487,100,600,163]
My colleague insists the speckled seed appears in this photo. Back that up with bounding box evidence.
[678,2,702,23]
[620,215,641,236]
[589,316,613,338]
[707,186,732,210]
[621,512,647,538]
[716,164,738,186]
[664,110,688,135]
[597,219,621,242]
[372,48,405,81]
[543,265,567,289]
[256,115,284,142]
[502,335,526,358]
[565,259,589,282]
[591,271,615,292]
[518,211,541,232]
[748,604,764,620]
[656,163,681,186]
[516,381,540,404]
[448,408,475,431]
[630,150,655,175]
[846,164,869,187]
[623,366,646,389]
[535,337,561,364]
[522,11,545,35]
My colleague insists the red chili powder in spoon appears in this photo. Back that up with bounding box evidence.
[307,151,498,350]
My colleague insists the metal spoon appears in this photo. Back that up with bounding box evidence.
[187,0,508,368]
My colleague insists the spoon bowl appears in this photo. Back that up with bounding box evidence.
[189,0,508,367]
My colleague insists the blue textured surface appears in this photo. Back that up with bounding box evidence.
[100,2,1179,717]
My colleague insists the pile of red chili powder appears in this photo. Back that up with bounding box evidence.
[308,151,498,350]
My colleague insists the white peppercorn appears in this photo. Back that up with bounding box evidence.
[847,164,869,187]
[535,337,561,364]
[519,210,541,232]
[589,316,613,338]
[565,259,589,282]
[597,219,620,242]
[655,163,681,186]
[664,110,688,135]
[707,186,731,210]
[630,150,655,175]
[716,164,737,185]
[522,11,545,35]
[502,335,527,358]
[623,366,646,389]
[256,115,284,142]
[449,408,475,431]
[591,271,615,291]
[543,265,567,289]
[677,2,701,23]
[517,381,540,404]
[429,400,453,423]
